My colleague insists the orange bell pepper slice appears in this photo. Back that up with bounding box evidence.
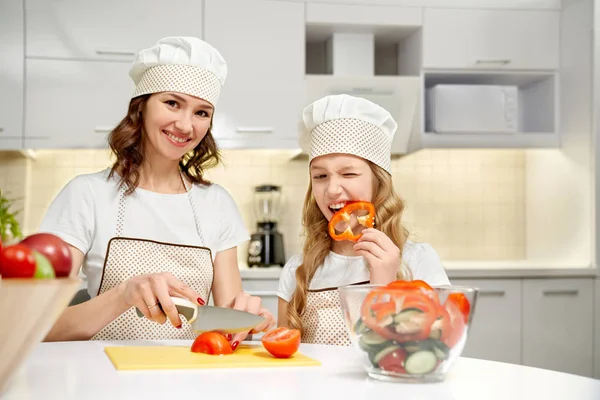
[328,201,376,242]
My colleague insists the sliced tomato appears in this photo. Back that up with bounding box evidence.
[361,289,438,343]
[261,327,301,358]
[442,300,466,348]
[446,292,471,324]
[378,348,408,373]
[191,331,233,355]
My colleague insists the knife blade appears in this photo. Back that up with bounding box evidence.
[134,296,266,334]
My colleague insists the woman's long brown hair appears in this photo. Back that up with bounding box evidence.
[107,95,221,194]
[287,162,412,335]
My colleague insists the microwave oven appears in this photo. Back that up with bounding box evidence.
[425,84,519,134]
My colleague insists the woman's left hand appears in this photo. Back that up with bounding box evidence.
[229,292,275,348]
[353,228,400,285]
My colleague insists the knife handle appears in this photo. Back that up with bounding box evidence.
[134,297,198,324]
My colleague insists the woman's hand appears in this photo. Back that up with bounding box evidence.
[229,292,275,348]
[353,228,400,285]
[119,272,204,328]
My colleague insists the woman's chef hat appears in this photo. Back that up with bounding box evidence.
[301,94,397,174]
[129,37,227,107]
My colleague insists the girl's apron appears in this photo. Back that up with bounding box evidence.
[92,179,214,341]
[301,280,369,346]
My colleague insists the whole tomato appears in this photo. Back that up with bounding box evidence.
[261,327,301,358]
[21,233,72,277]
[191,332,233,355]
[0,244,36,278]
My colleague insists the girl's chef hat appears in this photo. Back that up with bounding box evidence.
[129,37,227,107]
[301,94,397,174]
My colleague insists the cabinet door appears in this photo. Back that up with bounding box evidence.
[205,0,305,147]
[423,9,559,70]
[0,0,24,149]
[25,59,133,149]
[26,0,203,60]
[595,278,600,379]
[522,279,594,377]
[452,279,522,364]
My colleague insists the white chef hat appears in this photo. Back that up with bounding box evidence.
[301,94,397,174]
[129,37,227,106]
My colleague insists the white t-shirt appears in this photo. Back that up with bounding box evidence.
[277,240,450,302]
[39,168,250,298]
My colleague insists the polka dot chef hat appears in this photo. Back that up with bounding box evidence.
[129,36,227,107]
[301,94,397,174]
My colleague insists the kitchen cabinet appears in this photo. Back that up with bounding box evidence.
[24,59,133,149]
[0,0,24,150]
[595,278,600,379]
[297,0,560,9]
[242,277,280,334]
[204,0,305,149]
[423,9,559,70]
[522,279,595,377]
[25,0,204,61]
[452,279,522,365]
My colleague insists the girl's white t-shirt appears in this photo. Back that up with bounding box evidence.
[39,168,250,298]
[277,241,450,302]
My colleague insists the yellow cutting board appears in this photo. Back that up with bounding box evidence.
[104,344,321,371]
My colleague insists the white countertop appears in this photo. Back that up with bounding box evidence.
[2,341,599,400]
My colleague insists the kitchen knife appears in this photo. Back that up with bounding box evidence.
[135,297,266,334]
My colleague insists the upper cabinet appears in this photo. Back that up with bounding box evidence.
[25,0,205,61]
[24,59,133,149]
[204,0,305,149]
[0,0,24,150]
[423,9,560,70]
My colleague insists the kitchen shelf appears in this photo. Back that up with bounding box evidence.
[418,70,559,149]
[305,25,422,77]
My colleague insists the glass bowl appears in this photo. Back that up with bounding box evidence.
[338,283,478,383]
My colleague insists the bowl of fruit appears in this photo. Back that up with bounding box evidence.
[338,280,477,383]
[0,233,81,394]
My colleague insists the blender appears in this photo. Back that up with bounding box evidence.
[247,185,285,268]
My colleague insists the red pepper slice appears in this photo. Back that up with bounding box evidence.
[360,288,438,343]
[328,201,375,242]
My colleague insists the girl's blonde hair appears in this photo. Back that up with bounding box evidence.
[287,161,412,335]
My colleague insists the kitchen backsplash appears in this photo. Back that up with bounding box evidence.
[0,148,526,265]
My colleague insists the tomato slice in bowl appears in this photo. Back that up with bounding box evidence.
[261,327,301,358]
[191,331,233,355]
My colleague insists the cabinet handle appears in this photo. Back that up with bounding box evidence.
[95,49,136,57]
[236,127,274,134]
[479,290,505,296]
[94,126,114,133]
[474,59,511,65]
[542,289,579,296]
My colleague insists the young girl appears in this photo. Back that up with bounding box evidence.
[277,94,450,346]
[40,37,273,344]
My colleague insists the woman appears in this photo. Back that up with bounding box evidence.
[40,37,273,345]
[277,94,449,345]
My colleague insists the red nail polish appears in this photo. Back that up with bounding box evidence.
[225,333,232,342]
[231,341,239,351]
[176,324,182,329]
[197,297,205,306]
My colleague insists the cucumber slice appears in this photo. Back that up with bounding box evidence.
[401,339,449,360]
[404,350,438,375]
[373,345,403,365]
[393,308,424,324]
[360,330,389,346]
[354,318,367,335]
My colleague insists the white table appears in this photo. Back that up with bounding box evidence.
[2,341,599,400]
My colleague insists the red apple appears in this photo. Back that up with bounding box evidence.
[21,233,72,277]
[0,244,36,278]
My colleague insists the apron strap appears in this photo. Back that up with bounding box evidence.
[115,174,206,245]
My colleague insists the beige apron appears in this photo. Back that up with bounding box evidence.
[302,280,369,346]
[92,179,214,341]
